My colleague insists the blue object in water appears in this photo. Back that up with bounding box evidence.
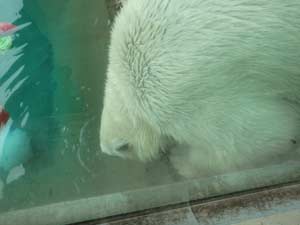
[0,120,32,172]
[0,6,56,158]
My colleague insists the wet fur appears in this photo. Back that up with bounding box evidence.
[100,0,300,178]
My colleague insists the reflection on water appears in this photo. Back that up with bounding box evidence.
[1,0,299,218]
[0,0,174,213]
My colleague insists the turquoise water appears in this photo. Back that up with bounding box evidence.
[0,0,174,213]
[1,0,300,220]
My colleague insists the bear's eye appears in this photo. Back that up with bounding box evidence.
[115,143,130,152]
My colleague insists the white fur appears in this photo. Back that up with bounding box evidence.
[100,0,300,178]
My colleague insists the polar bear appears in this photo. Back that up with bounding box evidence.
[100,0,300,178]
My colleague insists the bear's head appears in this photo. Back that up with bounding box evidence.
[100,0,175,162]
[100,67,168,162]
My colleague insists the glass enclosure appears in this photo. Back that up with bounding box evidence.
[0,0,299,224]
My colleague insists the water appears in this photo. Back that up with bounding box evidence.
[1,0,300,220]
[0,0,174,213]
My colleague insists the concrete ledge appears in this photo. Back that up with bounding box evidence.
[1,162,299,225]
[91,183,300,225]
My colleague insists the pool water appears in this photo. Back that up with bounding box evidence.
[0,0,174,213]
[1,1,300,222]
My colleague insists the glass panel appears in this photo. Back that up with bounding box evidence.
[0,0,299,223]
[0,0,176,214]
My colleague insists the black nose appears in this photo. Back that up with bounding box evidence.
[115,142,129,152]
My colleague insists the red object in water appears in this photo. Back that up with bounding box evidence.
[0,22,16,33]
[0,107,9,127]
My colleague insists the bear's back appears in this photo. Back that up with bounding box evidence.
[108,0,300,125]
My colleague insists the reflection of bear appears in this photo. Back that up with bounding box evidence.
[100,0,300,178]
